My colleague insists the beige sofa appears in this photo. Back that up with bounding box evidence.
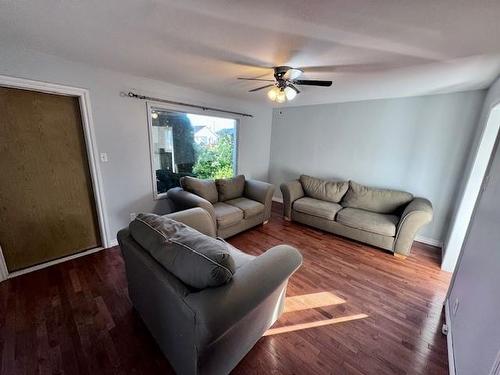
[280,175,433,257]
[167,175,275,238]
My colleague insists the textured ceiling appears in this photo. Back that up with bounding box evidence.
[1,0,500,106]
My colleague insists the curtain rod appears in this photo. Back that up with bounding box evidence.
[123,91,253,118]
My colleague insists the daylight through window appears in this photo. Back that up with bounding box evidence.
[149,107,238,196]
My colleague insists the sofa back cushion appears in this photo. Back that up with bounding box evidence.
[180,176,218,204]
[129,213,235,289]
[216,174,245,201]
[341,181,413,214]
[299,175,348,203]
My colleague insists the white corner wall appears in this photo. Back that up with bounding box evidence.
[445,127,500,374]
[0,44,273,245]
[442,77,500,271]
[269,91,486,245]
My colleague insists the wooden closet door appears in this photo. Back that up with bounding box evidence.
[0,86,101,272]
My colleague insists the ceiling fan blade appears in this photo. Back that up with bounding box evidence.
[283,68,303,80]
[249,84,275,92]
[293,79,332,87]
[288,83,300,94]
[238,77,275,82]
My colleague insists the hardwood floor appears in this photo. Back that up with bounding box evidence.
[0,204,451,374]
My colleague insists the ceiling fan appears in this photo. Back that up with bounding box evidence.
[238,66,332,103]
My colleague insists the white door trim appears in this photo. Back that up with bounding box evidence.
[0,74,111,281]
[445,299,456,375]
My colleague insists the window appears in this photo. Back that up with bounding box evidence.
[148,106,238,198]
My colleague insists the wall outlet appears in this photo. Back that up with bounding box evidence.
[129,213,137,222]
[452,298,460,315]
[100,152,109,162]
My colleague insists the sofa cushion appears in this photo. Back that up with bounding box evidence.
[129,213,235,289]
[341,181,413,214]
[180,176,218,204]
[213,202,244,228]
[293,197,342,220]
[336,208,399,237]
[216,175,245,201]
[299,175,348,203]
[225,197,265,219]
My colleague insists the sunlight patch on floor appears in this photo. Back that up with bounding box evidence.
[283,291,346,313]
[264,314,369,336]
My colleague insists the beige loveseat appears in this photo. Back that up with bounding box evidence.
[281,175,433,257]
[167,175,274,238]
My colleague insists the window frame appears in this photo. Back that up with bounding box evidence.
[146,102,240,200]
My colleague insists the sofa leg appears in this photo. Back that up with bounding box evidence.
[394,253,407,260]
[263,220,269,225]
[284,217,291,222]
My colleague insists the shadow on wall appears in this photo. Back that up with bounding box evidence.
[442,103,500,271]
[401,94,483,245]
[116,193,175,229]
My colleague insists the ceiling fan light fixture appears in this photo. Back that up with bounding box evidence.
[267,86,279,101]
[276,89,286,103]
[284,86,297,101]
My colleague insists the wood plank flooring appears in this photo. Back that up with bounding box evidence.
[0,203,451,374]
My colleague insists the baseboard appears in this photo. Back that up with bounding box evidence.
[415,235,443,248]
[6,246,107,280]
[272,196,283,203]
[445,299,456,375]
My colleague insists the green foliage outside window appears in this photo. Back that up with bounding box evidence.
[193,134,234,179]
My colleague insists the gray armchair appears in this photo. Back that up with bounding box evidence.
[118,208,302,375]
[167,175,275,238]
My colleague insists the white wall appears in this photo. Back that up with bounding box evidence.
[269,91,486,244]
[446,131,500,375]
[442,77,500,271]
[0,44,273,245]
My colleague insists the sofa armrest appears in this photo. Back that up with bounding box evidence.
[167,187,216,224]
[185,245,302,347]
[244,179,275,221]
[164,207,217,238]
[280,180,304,220]
[394,198,433,256]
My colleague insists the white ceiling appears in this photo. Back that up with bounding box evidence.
[1,0,500,106]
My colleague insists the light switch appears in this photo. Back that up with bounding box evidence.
[100,152,109,162]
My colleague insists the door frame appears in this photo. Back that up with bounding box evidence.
[0,74,110,280]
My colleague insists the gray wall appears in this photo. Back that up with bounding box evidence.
[442,76,500,271]
[446,130,500,375]
[269,91,486,244]
[0,44,273,245]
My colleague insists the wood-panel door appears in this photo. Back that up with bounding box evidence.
[0,86,101,272]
